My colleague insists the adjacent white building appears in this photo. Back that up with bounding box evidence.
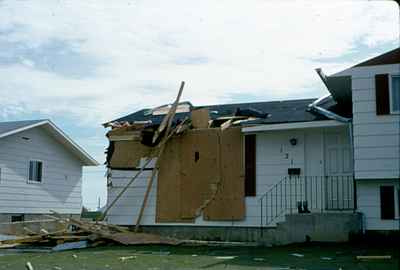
[0,119,98,222]
[331,47,400,230]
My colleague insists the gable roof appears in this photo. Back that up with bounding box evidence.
[0,120,98,166]
[104,98,332,126]
[353,47,400,67]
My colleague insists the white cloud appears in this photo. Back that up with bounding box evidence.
[0,0,398,124]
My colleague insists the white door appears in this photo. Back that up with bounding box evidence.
[324,126,353,210]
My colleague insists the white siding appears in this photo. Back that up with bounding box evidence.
[107,126,351,226]
[357,179,400,230]
[334,64,400,180]
[0,127,83,214]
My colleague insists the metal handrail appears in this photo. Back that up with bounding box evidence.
[259,175,355,227]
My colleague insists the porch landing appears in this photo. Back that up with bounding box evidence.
[139,213,362,246]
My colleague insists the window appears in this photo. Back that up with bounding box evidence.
[244,134,256,196]
[11,214,24,223]
[28,160,43,182]
[380,186,395,220]
[390,75,400,113]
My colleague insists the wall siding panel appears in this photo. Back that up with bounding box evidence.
[339,63,400,180]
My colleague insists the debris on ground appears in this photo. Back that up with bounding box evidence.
[290,253,305,258]
[253,257,265,261]
[25,262,34,270]
[215,256,237,260]
[320,256,333,260]
[356,255,392,260]
[119,255,137,261]
[0,211,257,252]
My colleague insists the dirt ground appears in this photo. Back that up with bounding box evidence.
[0,243,398,270]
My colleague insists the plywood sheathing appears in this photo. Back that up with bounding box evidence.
[203,127,245,220]
[156,136,192,223]
[180,129,221,219]
[191,108,210,129]
[109,141,155,168]
[156,127,245,223]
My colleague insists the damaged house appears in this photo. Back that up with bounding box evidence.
[102,80,359,243]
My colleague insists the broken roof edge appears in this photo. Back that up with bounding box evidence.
[102,97,319,127]
[0,119,99,166]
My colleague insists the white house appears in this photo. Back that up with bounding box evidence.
[104,98,356,232]
[103,48,399,241]
[0,119,98,223]
[330,47,400,231]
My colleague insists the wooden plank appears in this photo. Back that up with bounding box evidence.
[152,81,185,144]
[135,81,185,231]
[101,157,154,220]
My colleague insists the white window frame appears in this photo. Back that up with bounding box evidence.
[389,74,400,114]
[27,159,43,184]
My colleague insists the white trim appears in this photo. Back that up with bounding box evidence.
[0,120,48,140]
[0,120,98,166]
[241,120,346,133]
[389,74,400,114]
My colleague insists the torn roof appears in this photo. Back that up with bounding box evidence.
[104,98,334,127]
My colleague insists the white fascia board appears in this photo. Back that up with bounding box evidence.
[241,120,346,133]
[44,120,99,166]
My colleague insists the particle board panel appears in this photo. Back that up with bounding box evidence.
[204,127,245,221]
[109,141,153,168]
[191,109,210,129]
[180,129,221,219]
[156,136,193,223]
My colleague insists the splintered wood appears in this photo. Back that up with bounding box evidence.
[0,213,179,250]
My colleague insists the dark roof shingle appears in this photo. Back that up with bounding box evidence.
[0,120,46,136]
[105,98,329,126]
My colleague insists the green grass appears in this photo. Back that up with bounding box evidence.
[0,243,398,270]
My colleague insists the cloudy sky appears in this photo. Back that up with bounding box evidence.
[0,1,398,209]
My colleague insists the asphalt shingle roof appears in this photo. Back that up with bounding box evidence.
[105,98,329,126]
[0,120,46,136]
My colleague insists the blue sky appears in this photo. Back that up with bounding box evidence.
[0,1,398,209]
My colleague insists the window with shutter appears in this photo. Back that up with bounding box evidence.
[380,186,395,220]
[245,134,256,196]
[375,74,390,115]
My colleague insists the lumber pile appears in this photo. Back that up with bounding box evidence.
[0,213,179,251]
